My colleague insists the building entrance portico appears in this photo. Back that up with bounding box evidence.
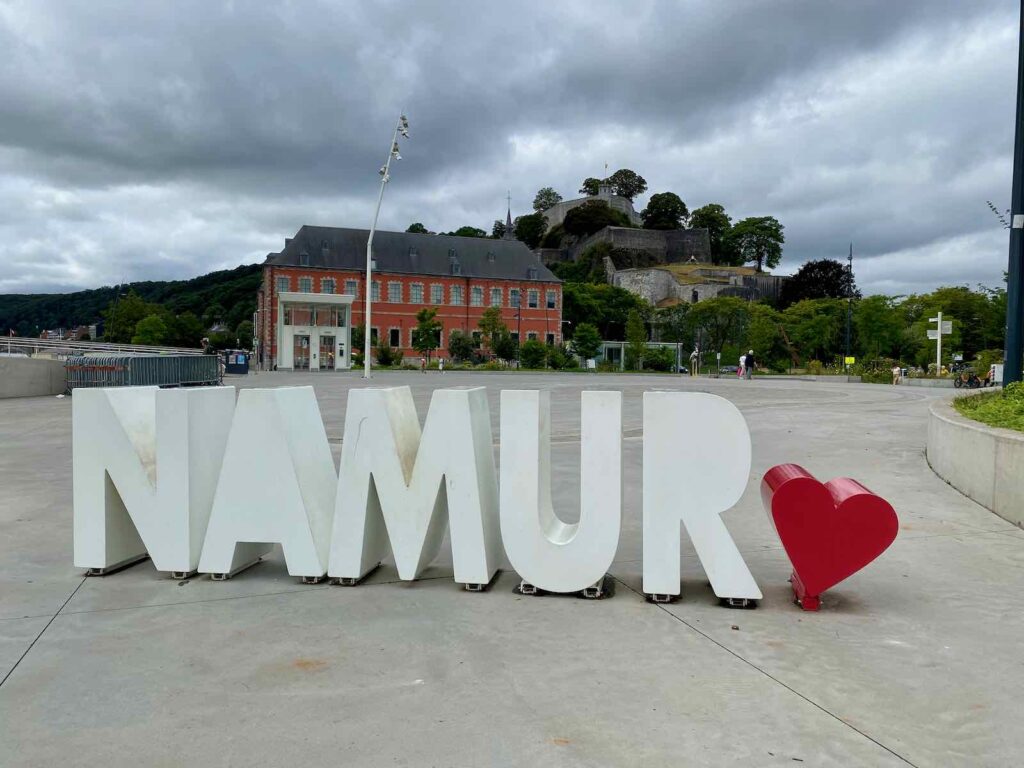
[276,291,353,371]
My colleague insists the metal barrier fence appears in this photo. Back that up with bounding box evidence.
[65,354,221,390]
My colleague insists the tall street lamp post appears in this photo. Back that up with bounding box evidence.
[1005,5,1024,384]
[364,114,410,379]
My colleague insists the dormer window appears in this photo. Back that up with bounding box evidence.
[408,246,418,257]
[451,260,462,276]
[486,251,495,263]
[299,251,310,267]
[527,267,538,280]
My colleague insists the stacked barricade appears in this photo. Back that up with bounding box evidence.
[65,354,221,391]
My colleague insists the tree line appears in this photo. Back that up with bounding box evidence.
[405,169,785,272]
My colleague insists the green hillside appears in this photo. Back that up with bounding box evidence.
[0,264,262,337]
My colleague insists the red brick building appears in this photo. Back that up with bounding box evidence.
[256,225,563,370]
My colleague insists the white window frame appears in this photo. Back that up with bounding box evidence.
[276,276,290,293]
[450,285,464,306]
[388,281,403,303]
[430,283,444,305]
[510,288,521,309]
[528,289,539,309]
[371,281,381,302]
[470,286,484,306]
[344,279,358,298]
[410,282,424,303]
[490,287,502,307]
[546,290,557,309]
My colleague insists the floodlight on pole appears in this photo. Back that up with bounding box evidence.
[364,114,409,379]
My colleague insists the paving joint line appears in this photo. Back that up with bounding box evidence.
[609,575,919,768]
[0,576,86,690]
[54,573,453,618]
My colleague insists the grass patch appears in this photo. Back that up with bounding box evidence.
[953,382,1024,433]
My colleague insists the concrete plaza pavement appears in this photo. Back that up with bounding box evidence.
[1,371,1021,767]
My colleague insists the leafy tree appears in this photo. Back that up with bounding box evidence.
[533,187,562,212]
[478,306,507,350]
[653,303,691,345]
[205,331,235,351]
[235,320,254,347]
[606,169,648,201]
[103,291,158,343]
[726,216,784,271]
[745,303,786,370]
[854,295,902,361]
[202,302,226,329]
[579,177,603,196]
[689,204,733,264]
[570,322,602,361]
[550,242,612,284]
[540,223,565,248]
[625,308,648,370]
[562,200,632,238]
[131,314,169,346]
[562,282,646,340]
[448,226,487,238]
[519,338,547,368]
[411,308,442,360]
[513,212,547,249]
[688,296,751,353]
[781,299,845,362]
[641,192,689,230]
[351,325,365,356]
[491,220,507,239]
[779,259,859,308]
[448,330,477,362]
[406,222,429,234]
[166,311,205,348]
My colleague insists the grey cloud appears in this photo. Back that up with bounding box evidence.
[0,0,1018,295]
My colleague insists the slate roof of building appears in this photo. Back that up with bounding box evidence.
[265,225,560,283]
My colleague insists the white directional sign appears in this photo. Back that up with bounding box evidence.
[927,330,939,340]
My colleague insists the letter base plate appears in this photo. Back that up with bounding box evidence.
[333,562,382,587]
[85,553,150,577]
[210,556,262,581]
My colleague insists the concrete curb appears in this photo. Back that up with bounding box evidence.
[926,394,1024,527]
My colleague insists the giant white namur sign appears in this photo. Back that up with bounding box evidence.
[73,385,760,600]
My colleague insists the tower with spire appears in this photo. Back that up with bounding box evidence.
[503,190,514,240]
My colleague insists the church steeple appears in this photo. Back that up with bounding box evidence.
[503,190,514,240]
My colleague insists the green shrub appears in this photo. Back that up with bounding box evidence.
[806,359,824,375]
[374,346,399,366]
[643,346,676,372]
[546,344,570,370]
[953,383,1024,432]
[519,339,547,369]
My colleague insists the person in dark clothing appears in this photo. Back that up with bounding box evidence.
[744,349,755,379]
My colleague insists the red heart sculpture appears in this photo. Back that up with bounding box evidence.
[761,464,898,610]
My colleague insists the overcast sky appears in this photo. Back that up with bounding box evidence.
[0,0,1019,296]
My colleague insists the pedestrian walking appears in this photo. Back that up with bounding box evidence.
[420,356,426,374]
[891,364,901,385]
[745,349,755,380]
[438,357,445,374]
[739,353,746,378]
[689,348,699,377]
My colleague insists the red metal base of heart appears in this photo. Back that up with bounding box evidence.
[790,571,821,611]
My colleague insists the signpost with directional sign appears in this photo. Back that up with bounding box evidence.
[927,313,952,372]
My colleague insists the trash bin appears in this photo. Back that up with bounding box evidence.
[223,350,250,375]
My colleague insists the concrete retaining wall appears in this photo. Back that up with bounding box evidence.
[900,377,955,388]
[0,357,66,398]
[927,395,1024,526]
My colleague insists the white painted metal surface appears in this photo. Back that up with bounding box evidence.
[73,386,235,574]
[642,391,761,600]
[499,390,622,593]
[329,386,501,584]
[199,387,336,578]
